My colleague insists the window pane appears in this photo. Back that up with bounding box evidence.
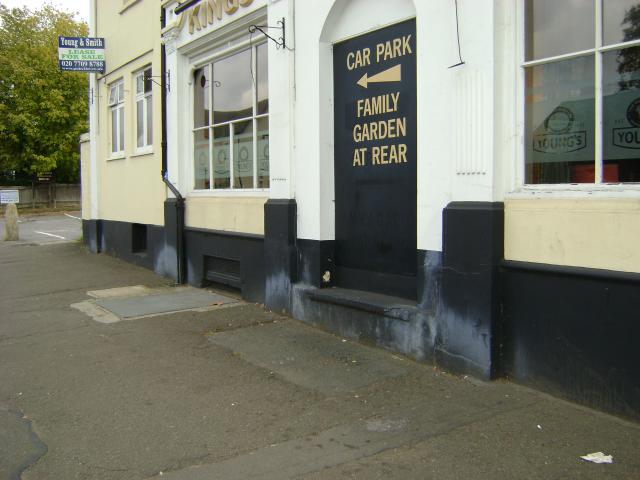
[525,0,594,61]
[118,82,124,102]
[111,110,118,153]
[194,129,210,189]
[603,47,640,182]
[136,74,144,95]
[233,120,253,189]
[212,125,230,189]
[146,96,153,146]
[604,1,640,46]
[144,68,152,93]
[136,99,144,148]
[194,66,210,128]
[119,106,125,151]
[109,86,117,105]
[213,49,252,123]
[257,116,269,188]
[257,42,268,115]
[525,56,595,184]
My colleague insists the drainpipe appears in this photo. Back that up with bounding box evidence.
[161,5,186,284]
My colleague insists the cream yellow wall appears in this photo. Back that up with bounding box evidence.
[505,198,640,273]
[186,197,267,235]
[95,0,165,225]
[80,134,90,220]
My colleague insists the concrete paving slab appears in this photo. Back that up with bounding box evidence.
[95,287,238,319]
[208,321,410,393]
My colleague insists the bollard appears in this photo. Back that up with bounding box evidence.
[4,203,19,241]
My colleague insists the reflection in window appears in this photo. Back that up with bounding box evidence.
[233,120,253,189]
[525,57,595,184]
[213,49,253,123]
[257,117,269,188]
[108,80,125,154]
[213,125,230,189]
[194,66,210,128]
[192,42,269,190]
[604,46,640,182]
[194,129,210,189]
[525,0,594,61]
[604,0,640,46]
[523,1,640,185]
[135,67,152,150]
[257,42,269,115]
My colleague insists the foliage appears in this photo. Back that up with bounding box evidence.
[0,3,88,183]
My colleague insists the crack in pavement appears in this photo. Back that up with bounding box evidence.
[0,408,48,480]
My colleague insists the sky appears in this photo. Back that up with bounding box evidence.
[1,0,89,23]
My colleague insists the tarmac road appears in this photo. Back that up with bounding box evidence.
[0,240,639,479]
[0,211,82,245]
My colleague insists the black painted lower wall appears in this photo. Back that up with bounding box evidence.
[502,261,640,421]
[184,228,265,304]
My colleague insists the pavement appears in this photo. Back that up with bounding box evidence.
[1,221,639,479]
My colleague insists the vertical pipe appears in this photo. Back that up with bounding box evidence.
[161,5,186,284]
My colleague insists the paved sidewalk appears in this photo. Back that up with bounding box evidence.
[1,241,639,479]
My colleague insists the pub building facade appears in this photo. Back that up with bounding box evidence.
[84,0,640,421]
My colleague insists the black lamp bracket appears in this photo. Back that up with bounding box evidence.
[249,18,289,50]
[144,71,171,92]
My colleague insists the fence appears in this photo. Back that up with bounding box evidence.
[0,184,80,210]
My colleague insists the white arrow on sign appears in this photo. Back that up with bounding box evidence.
[357,64,402,89]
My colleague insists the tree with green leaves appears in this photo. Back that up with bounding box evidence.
[0,3,88,183]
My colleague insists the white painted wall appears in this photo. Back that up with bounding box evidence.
[294,0,499,251]
[163,0,505,250]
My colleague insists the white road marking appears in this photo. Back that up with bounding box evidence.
[64,213,81,220]
[35,231,66,240]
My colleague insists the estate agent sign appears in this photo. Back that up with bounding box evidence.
[58,37,105,73]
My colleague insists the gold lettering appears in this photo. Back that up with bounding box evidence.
[347,48,370,70]
[353,118,407,143]
[207,0,223,23]
[397,117,406,137]
[398,143,407,163]
[188,5,202,34]
[403,34,412,55]
[376,42,385,63]
[353,124,362,142]
[353,147,367,166]
[372,146,380,165]
[375,36,413,62]
[391,92,400,111]
[370,144,407,166]
[224,0,239,14]
[347,52,355,71]
[393,37,402,58]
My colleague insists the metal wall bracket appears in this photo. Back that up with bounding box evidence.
[249,18,288,50]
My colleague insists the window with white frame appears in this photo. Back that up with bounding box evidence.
[108,79,125,155]
[193,42,269,190]
[524,0,640,184]
[135,67,153,151]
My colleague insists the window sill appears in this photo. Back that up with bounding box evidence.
[188,189,269,198]
[131,148,154,158]
[107,154,126,161]
[507,183,640,199]
[119,0,141,14]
